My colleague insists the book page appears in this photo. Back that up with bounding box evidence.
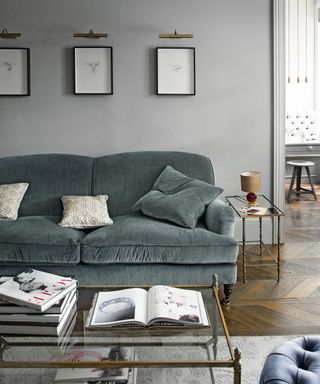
[90,288,148,327]
[147,286,206,325]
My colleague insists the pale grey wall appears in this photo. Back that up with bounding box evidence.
[0,0,272,196]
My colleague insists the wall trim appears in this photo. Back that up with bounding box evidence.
[273,0,286,241]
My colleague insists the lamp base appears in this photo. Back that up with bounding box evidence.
[246,192,257,206]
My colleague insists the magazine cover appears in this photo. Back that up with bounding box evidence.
[55,346,133,382]
[0,269,77,312]
[0,276,75,314]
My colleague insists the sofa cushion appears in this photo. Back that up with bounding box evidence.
[93,151,215,217]
[81,214,238,265]
[0,154,94,216]
[59,195,113,229]
[132,165,223,229]
[0,183,29,220]
[0,216,83,265]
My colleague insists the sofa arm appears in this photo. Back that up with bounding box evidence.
[205,198,236,236]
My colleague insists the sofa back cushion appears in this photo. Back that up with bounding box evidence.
[0,154,94,216]
[93,151,215,217]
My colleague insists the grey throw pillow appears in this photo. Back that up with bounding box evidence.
[132,165,223,229]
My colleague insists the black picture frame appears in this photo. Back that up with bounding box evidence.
[0,48,30,96]
[73,46,113,95]
[156,47,196,95]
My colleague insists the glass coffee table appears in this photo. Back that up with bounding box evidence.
[0,275,241,384]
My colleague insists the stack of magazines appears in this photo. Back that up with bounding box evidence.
[55,346,136,384]
[0,269,78,337]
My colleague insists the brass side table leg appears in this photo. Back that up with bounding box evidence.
[277,216,281,282]
[242,218,247,283]
[234,348,242,384]
[259,217,262,256]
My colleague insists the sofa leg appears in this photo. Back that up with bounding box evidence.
[221,284,234,306]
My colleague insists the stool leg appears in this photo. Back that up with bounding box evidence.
[296,166,302,191]
[287,166,297,202]
[305,166,317,200]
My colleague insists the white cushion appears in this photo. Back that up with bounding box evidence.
[59,195,113,229]
[0,183,29,220]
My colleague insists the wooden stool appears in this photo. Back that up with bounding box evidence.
[287,160,317,202]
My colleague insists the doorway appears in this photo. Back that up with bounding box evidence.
[274,0,320,243]
[284,0,320,242]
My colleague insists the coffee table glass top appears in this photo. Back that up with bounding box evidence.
[0,281,241,384]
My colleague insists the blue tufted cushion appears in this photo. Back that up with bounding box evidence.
[260,336,320,384]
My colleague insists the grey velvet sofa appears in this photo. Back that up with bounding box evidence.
[0,151,238,304]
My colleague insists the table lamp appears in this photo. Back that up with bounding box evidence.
[240,171,261,206]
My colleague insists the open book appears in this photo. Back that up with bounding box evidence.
[87,286,209,328]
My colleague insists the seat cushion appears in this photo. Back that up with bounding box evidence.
[81,214,238,265]
[0,216,84,265]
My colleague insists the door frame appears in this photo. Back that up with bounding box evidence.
[273,0,286,240]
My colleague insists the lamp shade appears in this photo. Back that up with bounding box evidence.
[240,171,261,193]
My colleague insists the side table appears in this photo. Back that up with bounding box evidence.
[225,195,284,283]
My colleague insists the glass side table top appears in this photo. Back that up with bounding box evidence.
[0,278,241,384]
[225,194,284,218]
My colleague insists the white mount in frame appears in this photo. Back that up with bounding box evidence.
[0,48,30,96]
[73,46,113,95]
[156,47,196,95]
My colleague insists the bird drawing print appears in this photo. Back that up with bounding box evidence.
[85,61,100,73]
[2,62,15,71]
[170,64,183,72]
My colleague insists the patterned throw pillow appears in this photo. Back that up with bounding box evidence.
[59,195,113,229]
[0,183,29,220]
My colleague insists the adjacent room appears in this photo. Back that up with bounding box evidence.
[0,0,319,383]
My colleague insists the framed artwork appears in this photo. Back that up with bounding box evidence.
[73,46,113,95]
[156,47,195,95]
[0,48,30,96]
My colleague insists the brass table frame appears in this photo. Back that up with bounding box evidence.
[0,275,241,384]
[226,195,285,283]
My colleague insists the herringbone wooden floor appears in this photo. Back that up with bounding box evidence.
[223,184,320,336]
